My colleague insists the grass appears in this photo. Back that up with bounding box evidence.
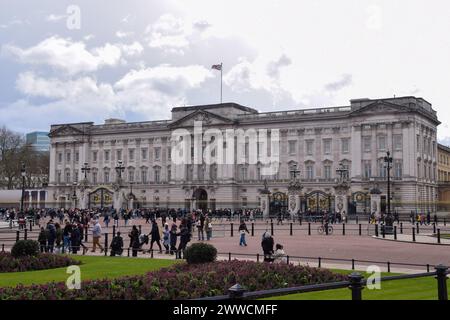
[264,269,444,300]
[0,256,178,287]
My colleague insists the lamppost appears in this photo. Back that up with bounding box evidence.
[20,163,26,215]
[81,162,91,181]
[72,182,78,208]
[384,151,393,228]
[115,160,125,181]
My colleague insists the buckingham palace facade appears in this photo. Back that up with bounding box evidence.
[47,96,440,216]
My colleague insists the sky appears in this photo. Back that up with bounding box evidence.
[1,0,450,142]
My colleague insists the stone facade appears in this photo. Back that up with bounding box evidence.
[437,143,450,211]
[47,96,440,216]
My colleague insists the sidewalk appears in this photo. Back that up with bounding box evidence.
[372,233,450,246]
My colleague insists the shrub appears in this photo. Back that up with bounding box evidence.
[0,252,80,273]
[184,243,217,264]
[0,260,347,300]
[11,240,40,258]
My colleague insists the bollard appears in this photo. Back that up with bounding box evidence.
[435,265,449,301]
[231,223,234,237]
[437,229,441,244]
[375,224,379,237]
[271,222,274,235]
[318,257,322,268]
[382,225,385,238]
[416,223,420,234]
[299,216,302,226]
[427,264,430,273]
[394,226,397,240]
[352,259,355,270]
[290,223,293,236]
[113,225,116,238]
[348,273,364,300]
[433,223,436,234]
[400,222,403,234]
[326,225,329,236]
[127,247,130,257]
[151,249,154,258]
[228,252,231,261]
[387,262,391,273]
[24,229,28,240]
[308,223,311,236]
[286,255,290,265]
[359,224,362,236]
[412,227,416,242]
[16,230,19,242]
[228,284,246,300]
[342,223,345,236]
[104,233,108,256]
[251,223,254,236]
[256,253,260,263]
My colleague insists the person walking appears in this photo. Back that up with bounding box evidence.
[71,224,81,254]
[103,214,110,228]
[128,225,140,257]
[46,220,56,253]
[91,219,104,253]
[177,220,191,259]
[238,220,249,246]
[63,220,72,253]
[162,223,170,254]
[205,215,212,241]
[149,220,163,254]
[169,224,178,255]
[54,222,63,253]
[38,227,48,253]
[196,218,204,241]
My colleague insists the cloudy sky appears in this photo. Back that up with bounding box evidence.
[1,0,450,142]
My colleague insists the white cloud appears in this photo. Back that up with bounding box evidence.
[3,36,122,75]
[118,42,144,57]
[324,74,353,92]
[116,30,134,39]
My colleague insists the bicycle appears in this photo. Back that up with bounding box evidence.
[317,224,333,235]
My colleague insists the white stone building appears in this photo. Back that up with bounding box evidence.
[47,96,439,216]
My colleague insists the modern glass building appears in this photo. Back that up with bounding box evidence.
[26,131,50,152]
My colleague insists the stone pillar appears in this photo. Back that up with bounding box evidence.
[260,194,270,218]
[335,194,348,214]
[370,194,381,217]
[288,194,301,215]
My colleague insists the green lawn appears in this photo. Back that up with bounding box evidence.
[0,256,178,287]
[264,269,443,300]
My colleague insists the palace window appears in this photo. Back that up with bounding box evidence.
[154,147,161,161]
[394,160,403,179]
[378,136,386,151]
[363,161,371,179]
[104,150,110,162]
[324,165,332,180]
[393,135,403,151]
[129,149,135,162]
[66,152,71,162]
[92,151,98,162]
[306,165,314,179]
[57,171,61,183]
[378,160,387,178]
[104,171,110,183]
[75,152,79,162]
[58,153,62,163]
[128,170,134,182]
[288,140,297,155]
[323,139,332,155]
[306,140,314,156]
[65,171,71,183]
[167,166,171,181]
[363,136,371,152]
[141,170,148,184]
[92,172,98,184]
[341,138,350,154]
[117,150,122,161]
[141,148,147,160]
[167,147,171,161]
[154,167,161,183]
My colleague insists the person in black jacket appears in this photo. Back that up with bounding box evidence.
[169,224,178,255]
[70,224,81,254]
[149,220,163,254]
[238,221,249,246]
[110,232,124,256]
[128,225,140,257]
[177,219,191,259]
[38,227,48,253]
[261,231,274,262]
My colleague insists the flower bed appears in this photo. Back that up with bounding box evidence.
[0,252,80,273]
[0,260,347,300]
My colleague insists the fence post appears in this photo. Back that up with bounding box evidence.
[16,230,19,242]
[412,227,416,242]
[352,259,355,270]
[113,225,116,238]
[433,223,436,234]
[228,252,231,261]
[308,223,311,236]
[400,222,403,234]
[342,223,345,236]
[437,229,441,244]
[286,255,290,265]
[348,273,364,300]
[299,216,302,225]
[387,262,391,273]
[375,224,379,237]
[394,226,397,240]
[318,257,321,268]
[427,264,430,273]
[228,284,246,300]
[251,223,254,237]
[359,224,362,236]
[435,265,449,301]
[271,222,274,235]
[290,223,293,236]
[256,253,260,263]
[382,225,385,238]
[230,223,234,237]
[24,228,28,240]
[104,233,108,256]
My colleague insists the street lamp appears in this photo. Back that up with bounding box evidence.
[81,162,91,181]
[20,163,26,215]
[115,160,125,181]
[383,151,393,228]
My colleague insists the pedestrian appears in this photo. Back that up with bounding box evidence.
[38,227,48,253]
[261,231,274,262]
[205,215,212,241]
[162,223,170,254]
[113,212,119,227]
[272,243,287,264]
[91,219,104,253]
[55,222,63,253]
[238,220,249,246]
[196,218,204,241]
[177,220,191,259]
[46,220,56,253]
[110,231,124,256]
[103,214,110,228]
[128,225,140,257]
[149,220,162,254]
[63,220,72,253]
[169,224,177,254]
[71,224,81,254]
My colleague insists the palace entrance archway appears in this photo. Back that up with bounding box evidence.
[193,188,208,212]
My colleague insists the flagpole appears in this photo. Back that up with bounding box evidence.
[220,62,223,104]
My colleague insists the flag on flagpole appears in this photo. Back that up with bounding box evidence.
[211,64,222,71]
[211,63,223,103]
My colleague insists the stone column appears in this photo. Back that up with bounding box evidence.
[370,187,382,217]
